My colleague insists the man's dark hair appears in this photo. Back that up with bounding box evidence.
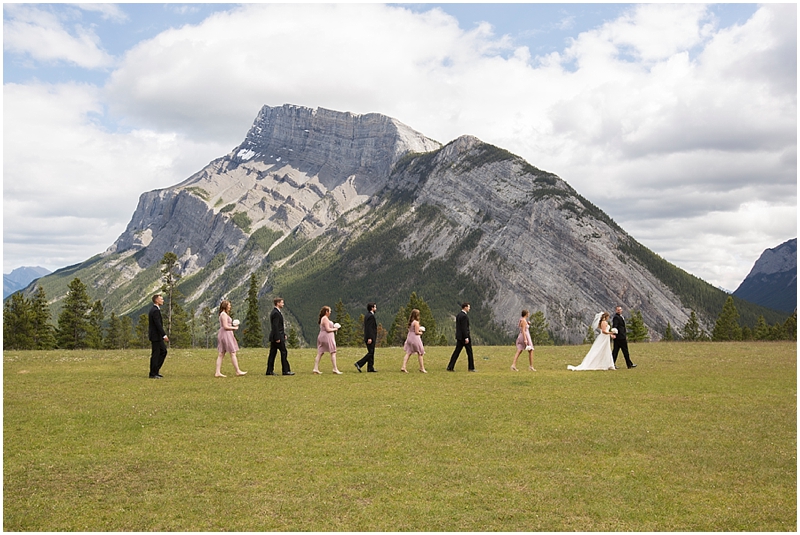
[273,297,283,306]
[461,302,470,309]
[367,302,376,312]
[152,294,162,304]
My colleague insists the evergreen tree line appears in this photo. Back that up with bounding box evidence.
[4,258,795,351]
[580,298,796,344]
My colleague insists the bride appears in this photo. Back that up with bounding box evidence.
[568,312,616,371]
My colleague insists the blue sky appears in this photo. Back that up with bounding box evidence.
[3,3,795,292]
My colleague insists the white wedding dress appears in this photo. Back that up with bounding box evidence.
[568,316,615,371]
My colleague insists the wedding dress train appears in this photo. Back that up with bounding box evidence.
[568,332,615,371]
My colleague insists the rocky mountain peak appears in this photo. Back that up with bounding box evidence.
[104,104,441,278]
[743,238,797,277]
[231,104,441,188]
[733,238,797,313]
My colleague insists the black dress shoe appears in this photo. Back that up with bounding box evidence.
[149,375,161,379]
[265,372,277,376]
[367,369,377,373]
[157,374,164,378]
[468,369,477,372]
[446,368,454,372]
[282,371,295,376]
[354,363,362,373]
[628,363,637,369]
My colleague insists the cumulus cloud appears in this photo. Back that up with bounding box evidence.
[4,3,796,290]
[3,4,115,68]
[3,82,229,271]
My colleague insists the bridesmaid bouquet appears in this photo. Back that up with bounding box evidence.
[232,319,240,326]
[333,322,341,329]
[419,326,426,332]
[525,345,533,351]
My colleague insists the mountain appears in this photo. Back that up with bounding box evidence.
[3,266,50,298]
[733,238,797,313]
[25,104,789,344]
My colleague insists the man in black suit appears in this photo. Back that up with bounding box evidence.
[611,305,636,369]
[266,297,294,376]
[355,303,378,373]
[447,302,475,371]
[148,294,169,378]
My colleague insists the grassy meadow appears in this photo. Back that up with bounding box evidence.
[4,342,796,531]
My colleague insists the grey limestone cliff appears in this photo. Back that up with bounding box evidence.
[382,135,689,342]
[106,104,441,278]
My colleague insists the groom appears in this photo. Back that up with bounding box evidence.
[447,303,475,372]
[266,297,294,376]
[355,302,378,373]
[611,306,636,369]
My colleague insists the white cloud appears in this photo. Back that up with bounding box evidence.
[3,4,114,68]
[598,3,712,62]
[3,3,796,290]
[75,3,129,23]
[3,82,228,272]
[623,201,797,292]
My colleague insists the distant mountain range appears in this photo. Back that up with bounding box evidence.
[3,266,50,299]
[733,238,797,313]
[19,104,789,344]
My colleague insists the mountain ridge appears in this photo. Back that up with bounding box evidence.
[20,104,790,344]
[3,266,51,299]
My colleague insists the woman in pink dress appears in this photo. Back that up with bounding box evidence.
[314,306,342,374]
[401,308,427,373]
[215,300,246,377]
[511,309,535,371]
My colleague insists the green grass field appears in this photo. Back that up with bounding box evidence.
[4,342,796,531]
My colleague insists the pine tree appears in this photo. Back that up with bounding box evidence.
[86,300,105,349]
[627,309,649,342]
[29,285,55,349]
[188,307,197,348]
[753,315,770,340]
[201,306,213,348]
[389,306,408,346]
[410,294,438,346]
[529,311,553,345]
[663,322,674,341]
[783,311,797,341]
[105,312,123,349]
[287,327,300,349]
[582,324,596,344]
[169,302,192,348]
[242,273,263,347]
[121,315,135,349]
[680,310,707,341]
[740,325,753,341]
[389,293,439,346]
[768,322,785,341]
[356,314,365,345]
[57,278,92,349]
[3,292,34,350]
[135,314,149,348]
[376,323,388,347]
[159,252,182,343]
[334,300,356,346]
[712,296,741,341]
